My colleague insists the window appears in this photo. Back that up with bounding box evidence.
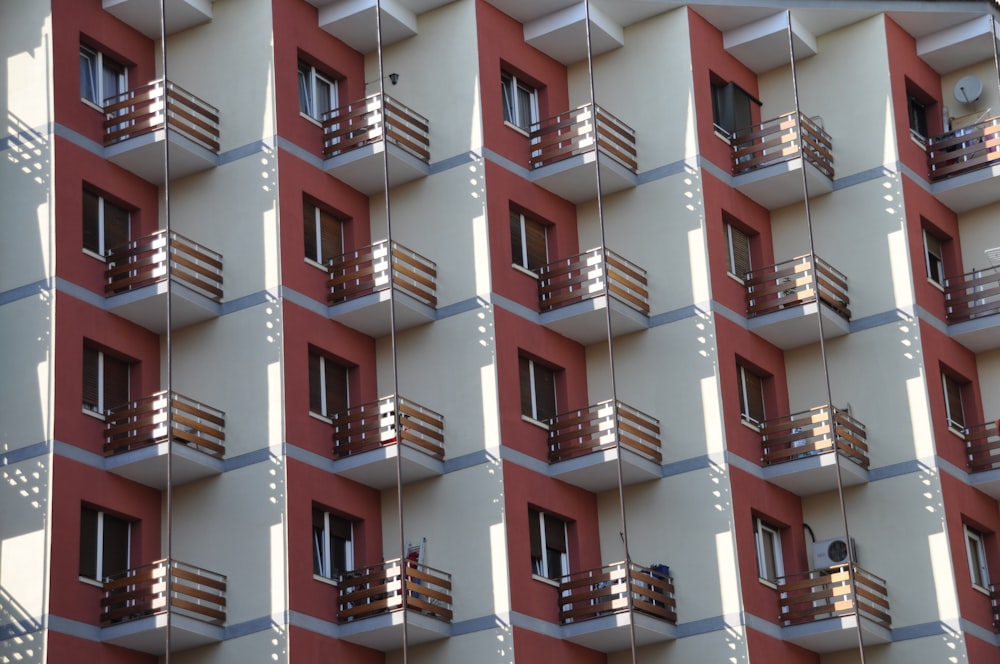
[79,506,130,581]
[80,45,126,106]
[312,507,353,579]
[83,345,130,416]
[965,525,991,590]
[303,199,343,265]
[754,517,784,583]
[724,219,752,281]
[923,228,946,287]
[907,94,929,140]
[83,189,130,257]
[501,71,538,132]
[520,355,557,423]
[510,210,548,271]
[943,372,967,434]
[529,508,568,580]
[711,79,757,139]
[298,61,338,120]
[309,349,349,418]
[737,363,765,427]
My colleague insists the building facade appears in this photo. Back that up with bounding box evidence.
[2,0,1000,662]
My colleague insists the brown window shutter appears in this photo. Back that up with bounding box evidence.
[325,360,349,416]
[79,506,98,578]
[103,201,130,253]
[83,346,100,411]
[103,354,130,412]
[544,513,567,553]
[744,369,765,424]
[83,190,100,254]
[318,208,342,264]
[308,352,323,414]
[524,217,547,270]
[945,375,965,429]
[102,513,130,578]
[519,356,532,417]
[528,508,541,559]
[534,363,557,422]
[728,224,751,279]
[330,515,352,541]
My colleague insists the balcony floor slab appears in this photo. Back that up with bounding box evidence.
[561,610,675,653]
[105,280,221,334]
[540,295,647,345]
[105,128,217,185]
[781,614,891,653]
[102,0,213,39]
[762,452,868,496]
[949,314,1000,352]
[105,440,224,489]
[101,612,223,655]
[328,288,435,337]
[529,151,636,204]
[323,141,429,195]
[337,609,450,651]
[331,443,444,490]
[746,300,849,350]
[969,469,1000,500]
[733,157,833,210]
[549,446,660,492]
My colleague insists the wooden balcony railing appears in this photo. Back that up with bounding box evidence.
[103,79,220,153]
[105,230,223,302]
[328,240,437,308]
[945,265,1000,324]
[338,558,452,623]
[926,116,1000,180]
[731,112,834,178]
[332,395,444,461]
[104,391,225,458]
[322,93,430,163]
[966,420,1000,473]
[745,254,850,320]
[558,562,676,625]
[547,400,661,464]
[529,103,637,173]
[761,405,868,468]
[777,564,890,628]
[991,584,1000,632]
[101,559,226,626]
[537,248,649,316]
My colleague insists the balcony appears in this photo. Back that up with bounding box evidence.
[103,80,220,184]
[103,230,223,333]
[537,247,648,344]
[337,559,452,651]
[777,565,891,653]
[103,391,225,488]
[331,395,444,489]
[731,112,834,209]
[760,405,868,496]
[306,0,454,54]
[546,400,661,491]
[102,0,214,39]
[327,240,436,337]
[944,265,1000,351]
[925,117,1000,212]
[966,420,1000,499]
[744,254,851,350]
[558,562,676,652]
[321,93,429,195]
[528,103,637,203]
[992,584,1000,632]
[100,559,225,655]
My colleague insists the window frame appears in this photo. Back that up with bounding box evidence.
[529,507,569,582]
[736,362,766,429]
[965,524,991,592]
[754,517,784,585]
[83,189,131,260]
[519,355,558,425]
[298,61,339,121]
[942,371,967,436]
[82,346,131,419]
[303,198,344,267]
[308,348,350,420]
[723,219,752,282]
[923,228,946,289]
[79,506,131,583]
[710,78,759,141]
[80,44,127,108]
[312,506,354,581]
[501,70,538,133]
[509,209,548,273]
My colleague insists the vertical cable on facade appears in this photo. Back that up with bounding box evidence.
[785,11,865,662]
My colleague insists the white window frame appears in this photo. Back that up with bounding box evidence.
[313,509,353,580]
[83,349,130,418]
[737,364,765,428]
[924,228,945,288]
[724,222,751,282]
[501,71,538,132]
[81,509,131,582]
[299,62,338,121]
[80,45,126,108]
[531,510,569,582]
[313,354,347,418]
[965,524,991,591]
[754,517,784,584]
[943,372,966,436]
[523,358,555,423]
[83,191,131,259]
[510,211,547,272]
[304,201,342,267]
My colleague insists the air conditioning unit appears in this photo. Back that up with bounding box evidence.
[813,537,856,569]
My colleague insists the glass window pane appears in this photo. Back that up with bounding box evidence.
[298,67,311,116]
[103,200,130,254]
[82,346,100,412]
[516,85,532,129]
[303,203,318,262]
[510,212,525,267]
[315,78,333,118]
[79,507,98,578]
[83,190,100,254]
[102,514,130,579]
[80,48,97,103]
[501,75,514,124]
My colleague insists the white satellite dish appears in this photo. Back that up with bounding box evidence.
[954,75,983,105]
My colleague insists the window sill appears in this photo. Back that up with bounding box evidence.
[83,248,108,263]
[948,425,967,441]
[973,583,992,597]
[300,111,323,128]
[531,573,560,588]
[927,277,945,293]
[740,418,761,433]
[81,98,105,113]
[521,414,550,430]
[512,263,540,279]
[82,407,106,421]
[313,573,339,587]
[726,271,746,285]
[304,257,328,271]
[758,577,778,590]
[714,129,733,144]
[503,121,531,138]
[309,411,333,424]
[79,576,104,588]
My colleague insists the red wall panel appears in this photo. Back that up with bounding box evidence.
[512,625,606,663]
